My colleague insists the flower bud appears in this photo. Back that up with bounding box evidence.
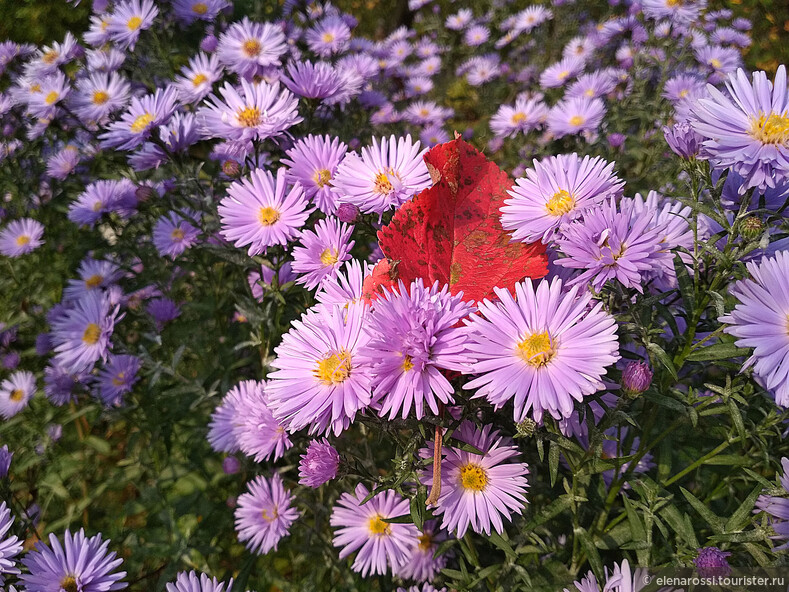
[222,159,241,178]
[135,185,155,203]
[222,456,241,475]
[200,34,218,53]
[663,121,703,159]
[336,203,359,224]
[738,216,763,241]
[694,546,731,578]
[516,418,537,437]
[622,361,653,397]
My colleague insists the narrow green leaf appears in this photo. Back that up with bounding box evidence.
[646,342,678,379]
[680,487,724,533]
[549,440,560,488]
[686,343,750,361]
[724,485,764,533]
[576,527,604,581]
[488,531,516,560]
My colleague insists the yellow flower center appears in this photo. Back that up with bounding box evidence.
[322,32,335,43]
[171,228,185,241]
[368,514,391,536]
[9,389,24,402]
[92,90,109,105]
[749,111,789,146]
[262,507,279,522]
[85,274,104,289]
[82,323,101,345]
[320,248,339,266]
[417,532,432,550]
[192,1,208,14]
[92,200,104,212]
[313,168,332,188]
[402,354,414,372]
[44,91,59,105]
[314,350,352,385]
[585,88,595,97]
[236,106,261,127]
[569,115,585,126]
[545,189,575,216]
[517,331,556,367]
[679,88,689,98]
[558,69,570,80]
[192,73,208,87]
[257,206,280,226]
[15,235,30,246]
[60,576,79,592]
[710,58,722,69]
[112,372,126,387]
[419,108,429,117]
[666,0,682,6]
[42,49,59,64]
[127,16,143,31]
[130,112,154,133]
[243,39,261,57]
[459,463,489,491]
[374,170,395,195]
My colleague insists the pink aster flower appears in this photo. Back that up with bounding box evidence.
[298,438,340,488]
[463,278,620,422]
[107,0,158,50]
[419,421,529,537]
[291,217,354,290]
[235,473,299,555]
[99,86,179,151]
[282,134,347,213]
[394,520,448,582]
[315,258,369,309]
[232,380,292,463]
[217,17,287,79]
[501,153,625,244]
[166,571,233,592]
[218,167,311,256]
[198,79,302,143]
[359,279,475,420]
[0,218,44,257]
[267,302,373,436]
[332,134,431,215]
[331,483,418,577]
[489,95,548,138]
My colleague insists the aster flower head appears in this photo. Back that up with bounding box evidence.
[445,8,473,30]
[664,120,704,158]
[281,134,347,213]
[555,197,666,293]
[166,571,233,592]
[268,302,373,436]
[547,97,605,139]
[539,55,586,89]
[96,354,141,406]
[502,153,625,244]
[332,134,431,215]
[331,483,418,577]
[395,520,448,582]
[63,257,122,302]
[0,370,36,419]
[720,251,789,406]
[299,438,340,487]
[0,217,44,256]
[207,381,250,453]
[172,0,230,25]
[359,279,475,420]
[0,501,22,585]
[232,380,293,463]
[756,457,789,549]
[691,66,789,192]
[306,15,352,57]
[403,101,454,126]
[463,278,620,423]
[147,297,181,329]
[27,71,70,120]
[51,291,120,374]
[642,0,706,25]
[107,0,158,50]
[153,212,201,259]
[292,217,354,290]
[315,258,369,309]
[173,52,223,104]
[235,473,299,555]
[72,72,131,124]
[490,95,548,138]
[419,421,529,537]
[567,71,617,100]
[21,529,126,592]
[99,86,179,151]
[44,363,89,406]
[217,17,287,79]
[281,60,343,100]
[464,25,489,47]
[198,79,302,143]
[694,547,732,577]
[218,167,310,256]
[46,145,80,180]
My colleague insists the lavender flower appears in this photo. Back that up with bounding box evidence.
[298,438,340,488]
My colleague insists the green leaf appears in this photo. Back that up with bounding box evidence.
[488,531,516,560]
[523,494,574,531]
[623,496,646,542]
[686,343,750,361]
[680,487,724,533]
[725,485,764,533]
[646,342,678,380]
[673,253,695,313]
[549,440,560,488]
[576,527,604,581]
[382,514,414,524]
[84,435,111,455]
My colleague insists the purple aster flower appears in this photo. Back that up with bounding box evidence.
[172,0,230,25]
[359,279,474,419]
[26,32,79,76]
[695,45,742,84]
[200,33,218,53]
[107,0,158,50]
[281,134,347,214]
[153,212,200,259]
[268,303,372,436]
[331,483,418,577]
[96,354,141,406]
[502,153,624,244]
[490,95,548,138]
[445,9,473,30]
[218,167,310,256]
[0,217,44,256]
[567,71,617,100]
[99,86,178,151]
[314,258,368,309]
[463,278,620,422]
[565,560,654,592]
[546,97,605,139]
[0,501,22,585]
[509,6,553,33]
[147,297,180,330]
[405,76,433,97]
[208,381,249,453]
[72,72,131,124]
[394,520,448,582]
[464,25,489,46]
[420,125,450,147]
[0,445,11,478]
[51,292,120,373]
[720,251,789,406]
[664,120,703,158]
[306,15,352,57]
[332,134,431,215]
[299,438,340,487]
[539,55,585,89]
[419,421,529,537]
[173,52,223,104]
[198,79,301,143]
[67,179,136,227]
[756,457,789,549]
[21,529,126,592]
[27,72,70,120]
[63,258,122,303]
[281,60,343,100]
[622,361,653,397]
[694,547,732,577]
[555,197,666,293]
[44,363,89,406]
[402,101,454,126]
[217,17,287,79]
[235,473,299,555]
[642,0,706,24]
[85,48,126,73]
[0,370,35,419]
[46,145,80,180]
[166,571,233,592]
[84,15,112,47]
[691,66,789,192]
[2,352,20,370]
[233,380,292,463]
[291,218,354,290]
[465,56,500,86]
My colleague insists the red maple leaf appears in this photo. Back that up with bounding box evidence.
[376,137,548,303]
